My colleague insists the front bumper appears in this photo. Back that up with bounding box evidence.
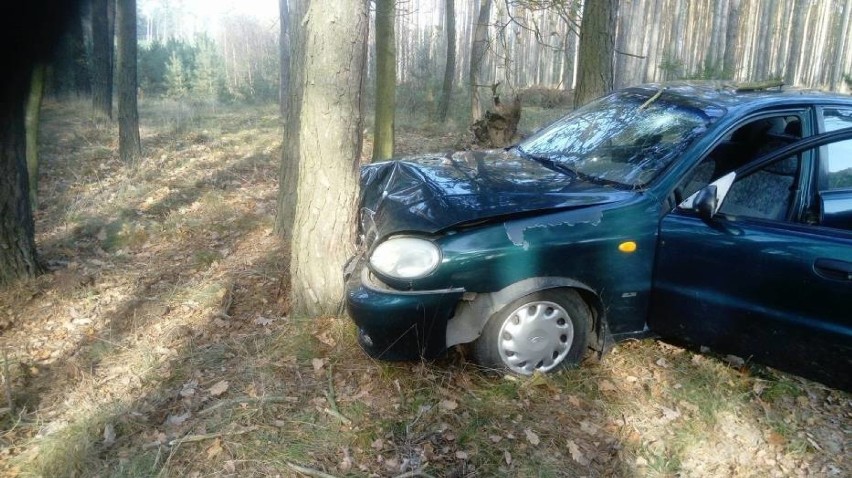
[344,256,465,360]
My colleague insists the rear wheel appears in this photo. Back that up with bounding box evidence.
[473,289,591,374]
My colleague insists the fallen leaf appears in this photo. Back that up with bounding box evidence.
[636,456,649,466]
[166,412,191,427]
[312,358,326,372]
[208,380,229,397]
[659,405,680,422]
[599,380,618,392]
[315,331,337,347]
[455,451,469,460]
[339,448,353,471]
[568,395,582,407]
[103,423,116,446]
[371,438,383,450]
[655,357,669,368]
[567,439,589,465]
[504,450,512,465]
[524,428,540,445]
[206,438,223,458]
[579,420,599,436]
[767,431,786,446]
[489,434,502,443]
[440,399,458,411]
[253,316,274,326]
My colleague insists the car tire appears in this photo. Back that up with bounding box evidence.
[473,288,591,375]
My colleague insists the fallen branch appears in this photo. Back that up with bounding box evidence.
[393,468,437,478]
[199,395,298,416]
[321,406,352,425]
[323,364,351,424]
[286,462,339,478]
[168,425,257,446]
[2,346,13,414]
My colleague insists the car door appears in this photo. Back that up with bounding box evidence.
[649,128,852,391]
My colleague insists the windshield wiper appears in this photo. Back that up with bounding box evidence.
[564,166,631,189]
[516,146,633,189]
[515,146,578,177]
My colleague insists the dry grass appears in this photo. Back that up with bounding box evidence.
[0,98,848,477]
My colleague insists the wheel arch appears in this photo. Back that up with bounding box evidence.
[446,276,609,351]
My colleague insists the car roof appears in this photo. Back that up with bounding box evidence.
[626,81,852,112]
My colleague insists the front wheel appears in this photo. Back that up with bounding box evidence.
[473,289,591,375]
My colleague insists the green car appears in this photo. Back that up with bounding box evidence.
[344,82,852,391]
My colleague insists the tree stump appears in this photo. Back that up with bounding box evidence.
[471,84,522,148]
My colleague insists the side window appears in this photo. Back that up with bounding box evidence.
[818,109,852,231]
[823,109,852,190]
[676,114,802,202]
[718,154,801,221]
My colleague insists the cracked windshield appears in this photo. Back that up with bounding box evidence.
[520,91,715,187]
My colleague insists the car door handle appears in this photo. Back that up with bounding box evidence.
[814,258,852,281]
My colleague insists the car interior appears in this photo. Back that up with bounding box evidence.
[677,115,804,220]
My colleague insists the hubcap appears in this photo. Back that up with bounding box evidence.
[497,300,574,374]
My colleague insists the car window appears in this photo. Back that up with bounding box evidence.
[676,115,803,202]
[519,91,716,187]
[718,154,801,221]
[823,108,852,190]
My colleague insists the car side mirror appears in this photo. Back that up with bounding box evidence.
[676,171,736,217]
[693,185,718,218]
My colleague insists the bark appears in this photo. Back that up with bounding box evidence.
[574,0,617,108]
[830,0,852,89]
[286,0,369,316]
[470,0,492,122]
[26,64,46,210]
[91,0,113,119]
[0,74,40,285]
[0,0,81,284]
[436,0,455,122]
[275,0,309,240]
[279,0,290,116]
[116,0,141,163]
[373,0,395,160]
[723,0,741,79]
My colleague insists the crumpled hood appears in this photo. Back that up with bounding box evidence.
[359,148,633,244]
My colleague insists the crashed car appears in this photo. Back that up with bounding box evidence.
[344,82,852,391]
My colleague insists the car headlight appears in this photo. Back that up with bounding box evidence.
[369,237,441,279]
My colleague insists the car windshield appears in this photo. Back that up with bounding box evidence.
[518,90,716,188]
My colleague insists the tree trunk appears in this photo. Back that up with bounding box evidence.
[116,0,141,163]
[723,0,741,79]
[275,0,310,240]
[574,0,617,108]
[0,74,40,285]
[279,0,290,116]
[470,0,492,122]
[286,0,368,316]
[830,0,852,89]
[373,0,395,160]
[436,0,455,122]
[91,0,113,119]
[26,63,46,210]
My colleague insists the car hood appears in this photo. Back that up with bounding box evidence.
[359,148,634,243]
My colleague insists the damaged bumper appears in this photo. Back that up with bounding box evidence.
[344,256,465,360]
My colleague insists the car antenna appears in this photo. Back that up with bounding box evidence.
[639,87,667,110]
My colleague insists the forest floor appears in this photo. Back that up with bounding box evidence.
[0,99,848,477]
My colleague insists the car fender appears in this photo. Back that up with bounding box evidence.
[446,276,609,351]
